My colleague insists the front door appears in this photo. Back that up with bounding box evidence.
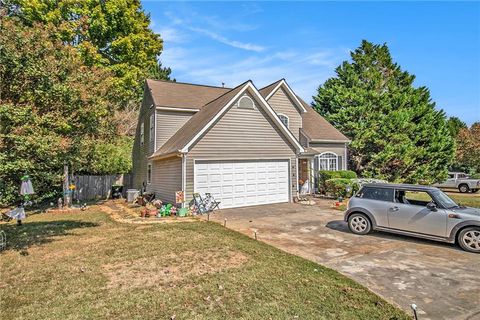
[388,190,448,237]
[299,159,309,183]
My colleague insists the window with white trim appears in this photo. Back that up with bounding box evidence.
[140,122,144,146]
[317,152,338,171]
[149,113,154,142]
[238,96,254,109]
[147,163,152,184]
[278,114,289,127]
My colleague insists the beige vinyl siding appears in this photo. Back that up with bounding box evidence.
[155,110,194,150]
[299,131,309,147]
[132,87,155,189]
[185,92,297,201]
[309,142,347,170]
[267,87,302,140]
[147,156,182,204]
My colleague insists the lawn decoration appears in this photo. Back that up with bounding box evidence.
[6,175,35,225]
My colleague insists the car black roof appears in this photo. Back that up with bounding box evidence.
[362,183,439,191]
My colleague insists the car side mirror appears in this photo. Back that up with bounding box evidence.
[427,202,437,211]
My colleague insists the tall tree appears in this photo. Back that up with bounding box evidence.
[455,123,480,174]
[446,116,467,138]
[3,0,171,104]
[0,16,129,205]
[313,40,454,183]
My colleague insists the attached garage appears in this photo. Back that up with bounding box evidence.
[194,160,290,209]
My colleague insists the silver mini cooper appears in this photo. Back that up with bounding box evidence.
[344,183,480,253]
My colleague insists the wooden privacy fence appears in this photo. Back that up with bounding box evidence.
[71,174,132,201]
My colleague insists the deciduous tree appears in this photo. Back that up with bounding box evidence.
[0,16,129,204]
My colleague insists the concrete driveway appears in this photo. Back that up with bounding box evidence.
[204,200,480,320]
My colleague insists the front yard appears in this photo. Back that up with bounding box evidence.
[0,207,408,319]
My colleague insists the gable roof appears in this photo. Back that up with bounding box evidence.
[258,79,283,98]
[297,97,350,143]
[150,81,305,159]
[146,79,230,110]
[259,79,307,113]
[151,82,248,158]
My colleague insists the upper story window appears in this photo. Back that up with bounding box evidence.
[140,122,145,146]
[238,96,254,109]
[149,113,154,142]
[278,114,289,127]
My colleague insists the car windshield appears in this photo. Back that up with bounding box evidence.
[431,189,459,209]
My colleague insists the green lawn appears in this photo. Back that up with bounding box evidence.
[445,191,480,208]
[0,209,408,319]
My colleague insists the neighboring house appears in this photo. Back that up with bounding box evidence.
[132,79,349,208]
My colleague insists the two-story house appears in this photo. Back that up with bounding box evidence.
[132,79,349,208]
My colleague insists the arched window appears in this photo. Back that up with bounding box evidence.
[238,96,254,109]
[316,152,338,171]
[278,114,289,127]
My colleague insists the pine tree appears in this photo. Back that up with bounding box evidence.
[313,40,455,183]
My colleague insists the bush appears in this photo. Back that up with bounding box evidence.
[319,170,357,182]
[470,173,480,179]
[318,170,358,194]
[324,178,359,198]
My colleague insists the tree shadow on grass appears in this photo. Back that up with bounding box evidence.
[0,220,99,253]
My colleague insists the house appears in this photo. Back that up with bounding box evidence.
[132,79,350,208]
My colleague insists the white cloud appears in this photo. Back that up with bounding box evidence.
[156,27,188,44]
[188,27,265,52]
[160,45,347,102]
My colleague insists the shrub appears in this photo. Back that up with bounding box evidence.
[318,170,358,194]
[324,178,358,198]
[319,170,357,182]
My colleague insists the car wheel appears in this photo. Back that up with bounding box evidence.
[458,227,480,253]
[471,189,479,193]
[458,184,470,193]
[348,213,372,235]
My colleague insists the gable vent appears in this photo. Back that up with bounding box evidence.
[238,95,254,109]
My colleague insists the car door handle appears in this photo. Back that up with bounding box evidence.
[389,206,399,212]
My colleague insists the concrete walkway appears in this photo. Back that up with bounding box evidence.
[203,200,480,320]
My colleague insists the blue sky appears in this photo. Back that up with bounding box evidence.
[142,1,480,124]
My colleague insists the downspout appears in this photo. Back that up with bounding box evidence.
[181,153,187,208]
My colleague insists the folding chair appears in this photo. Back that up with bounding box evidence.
[191,193,208,214]
[204,193,221,211]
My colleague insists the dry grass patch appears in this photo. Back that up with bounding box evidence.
[103,249,248,290]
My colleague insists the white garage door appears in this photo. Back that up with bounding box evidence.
[194,160,290,209]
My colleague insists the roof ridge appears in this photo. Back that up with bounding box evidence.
[200,80,251,108]
[259,78,283,91]
[146,78,231,90]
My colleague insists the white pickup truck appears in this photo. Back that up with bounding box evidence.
[433,172,480,193]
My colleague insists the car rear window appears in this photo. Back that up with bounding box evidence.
[357,187,394,202]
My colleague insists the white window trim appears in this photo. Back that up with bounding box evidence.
[147,163,152,184]
[238,95,255,109]
[140,122,145,146]
[315,152,338,171]
[278,113,289,128]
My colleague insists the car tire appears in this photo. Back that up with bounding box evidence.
[471,189,479,193]
[458,227,480,253]
[348,213,372,235]
[458,184,470,193]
